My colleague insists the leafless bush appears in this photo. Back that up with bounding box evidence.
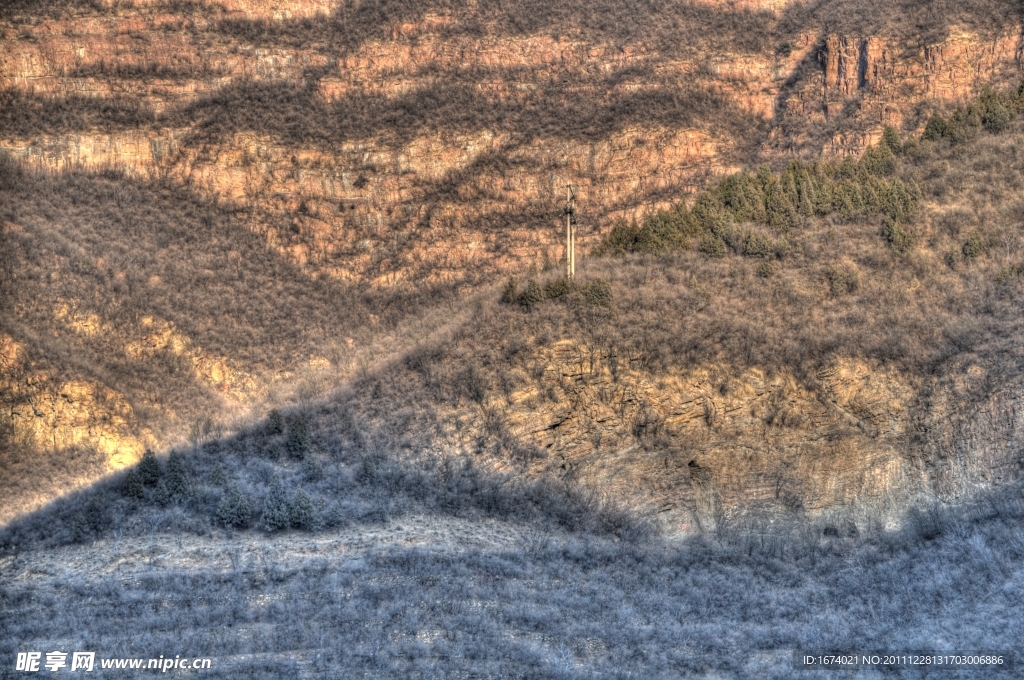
[0,90,155,138]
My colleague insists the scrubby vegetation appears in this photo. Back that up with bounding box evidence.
[596,82,1024,272]
[214,0,779,56]
[10,99,1024,550]
[0,152,480,524]
[777,0,1023,43]
[165,73,757,152]
[5,2,1024,675]
[573,125,1024,390]
[1,383,651,550]
[0,90,156,138]
[595,126,921,258]
[4,248,1024,669]
[500,275,612,309]
[0,155,464,445]
[922,84,1024,141]
[2,417,1023,677]
[5,0,1018,45]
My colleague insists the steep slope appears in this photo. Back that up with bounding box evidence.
[2,0,1022,287]
[6,88,1024,534]
[314,115,1024,533]
[9,115,1024,541]
[3,0,1024,529]
[0,159,473,524]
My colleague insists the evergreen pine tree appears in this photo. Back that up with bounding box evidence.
[165,451,191,497]
[882,217,915,254]
[217,484,252,528]
[302,455,324,482]
[582,278,613,307]
[860,144,896,177]
[796,169,817,217]
[123,468,145,498]
[922,113,950,141]
[286,418,310,459]
[882,125,903,154]
[289,488,318,530]
[138,449,161,486]
[764,179,797,231]
[962,230,987,258]
[153,477,172,506]
[519,279,545,309]
[782,161,801,207]
[72,497,107,543]
[500,277,519,304]
[983,100,1012,133]
[260,478,291,532]
[880,178,917,222]
[210,461,228,487]
[266,409,285,435]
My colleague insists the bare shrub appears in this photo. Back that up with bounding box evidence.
[826,263,860,296]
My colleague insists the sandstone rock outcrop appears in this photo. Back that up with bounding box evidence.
[4,3,1020,285]
[0,334,143,464]
[433,339,926,535]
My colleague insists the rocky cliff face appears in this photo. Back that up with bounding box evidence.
[0,332,147,524]
[785,26,1024,154]
[420,338,927,535]
[4,2,1020,285]
[917,361,1024,504]
[395,322,1024,536]
[0,334,144,464]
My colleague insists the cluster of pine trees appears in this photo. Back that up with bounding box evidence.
[119,444,321,534]
[217,477,318,532]
[596,82,1024,261]
[923,84,1023,142]
[122,449,192,505]
[594,126,919,259]
[500,276,613,310]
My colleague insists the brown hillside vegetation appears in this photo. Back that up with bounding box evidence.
[3,0,1023,289]
[3,1,1024,676]
[5,106,1024,536]
[0,157,478,524]
[3,118,1024,677]
[286,118,1024,534]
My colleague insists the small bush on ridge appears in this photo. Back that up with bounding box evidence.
[500,276,614,310]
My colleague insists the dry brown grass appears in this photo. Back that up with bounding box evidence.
[0,156,480,526]
[4,108,1024,533]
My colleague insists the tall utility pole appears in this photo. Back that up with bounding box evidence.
[563,184,577,280]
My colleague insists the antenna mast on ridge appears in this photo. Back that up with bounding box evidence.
[563,184,578,280]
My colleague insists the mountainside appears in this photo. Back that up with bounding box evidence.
[4,0,1024,525]
[4,1,1024,676]
[2,0,1022,284]
[6,107,1024,533]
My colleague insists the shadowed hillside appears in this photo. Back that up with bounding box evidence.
[0,156,475,524]
[2,354,1022,677]
[3,1,1024,676]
